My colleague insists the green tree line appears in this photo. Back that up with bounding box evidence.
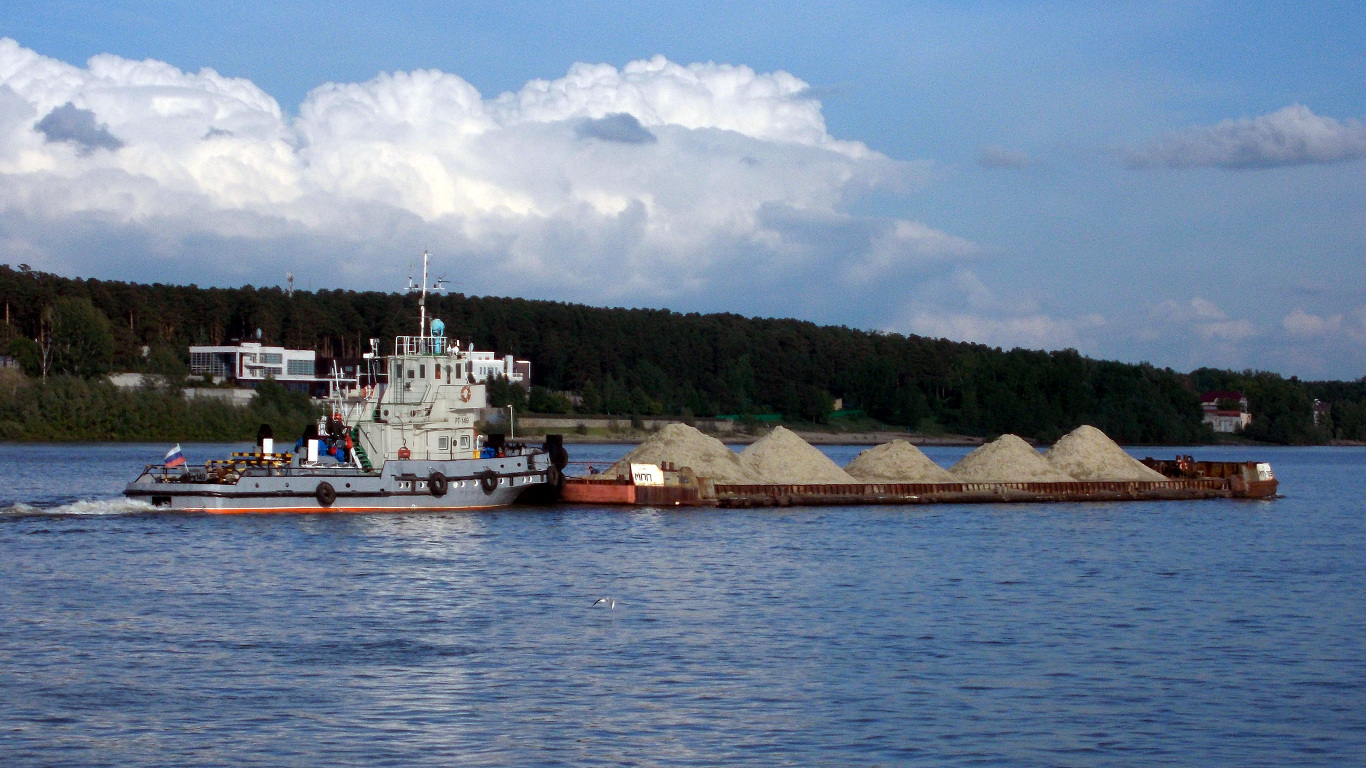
[0,373,317,442]
[3,263,1364,444]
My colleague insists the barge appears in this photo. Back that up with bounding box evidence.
[560,458,1278,508]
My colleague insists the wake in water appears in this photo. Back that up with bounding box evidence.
[1,498,156,517]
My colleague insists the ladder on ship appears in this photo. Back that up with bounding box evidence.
[351,427,374,472]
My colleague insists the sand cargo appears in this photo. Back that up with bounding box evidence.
[561,424,1278,506]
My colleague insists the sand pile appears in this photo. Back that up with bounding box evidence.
[1044,425,1166,482]
[602,423,768,484]
[844,440,956,483]
[949,434,1076,483]
[740,426,856,484]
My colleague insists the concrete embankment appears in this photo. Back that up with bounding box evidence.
[510,414,984,446]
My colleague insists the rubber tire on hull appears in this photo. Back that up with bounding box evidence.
[429,471,448,498]
[479,470,499,495]
[316,481,337,507]
[514,465,564,505]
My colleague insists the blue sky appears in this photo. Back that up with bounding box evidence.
[3,1,1364,378]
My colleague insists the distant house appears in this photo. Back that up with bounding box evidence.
[466,350,530,385]
[0,354,16,369]
[1313,399,1331,426]
[189,341,330,393]
[1200,390,1252,433]
[189,340,529,396]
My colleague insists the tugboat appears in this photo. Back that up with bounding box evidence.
[124,253,567,513]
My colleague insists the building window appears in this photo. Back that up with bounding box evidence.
[189,352,229,376]
[286,359,312,376]
[265,367,282,376]
[262,353,283,364]
[420,364,426,378]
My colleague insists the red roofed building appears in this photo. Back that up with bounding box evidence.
[1200,390,1252,433]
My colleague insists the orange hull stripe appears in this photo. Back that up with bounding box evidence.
[194,504,506,514]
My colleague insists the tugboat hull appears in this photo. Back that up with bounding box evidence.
[125,457,557,514]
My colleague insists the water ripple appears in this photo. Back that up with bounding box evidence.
[0,444,1364,766]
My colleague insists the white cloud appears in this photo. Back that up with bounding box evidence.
[1126,104,1366,169]
[0,38,959,316]
[895,269,1105,351]
[907,311,1104,351]
[1148,297,1258,341]
[1282,308,1342,337]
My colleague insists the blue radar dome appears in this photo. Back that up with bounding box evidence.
[430,319,445,337]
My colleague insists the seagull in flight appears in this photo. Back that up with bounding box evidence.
[593,597,618,610]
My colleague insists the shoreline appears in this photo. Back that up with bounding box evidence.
[3,433,1361,447]
[543,430,988,446]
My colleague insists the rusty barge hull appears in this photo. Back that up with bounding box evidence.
[710,477,1275,508]
[561,472,1277,508]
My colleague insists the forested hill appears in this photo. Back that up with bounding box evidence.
[3,264,1363,444]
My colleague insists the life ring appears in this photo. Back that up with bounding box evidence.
[315,481,337,507]
[479,470,498,495]
[429,471,448,498]
[459,385,472,403]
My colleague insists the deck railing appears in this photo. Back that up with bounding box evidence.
[393,336,453,356]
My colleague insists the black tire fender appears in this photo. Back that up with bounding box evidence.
[429,471,448,498]
[479,470,498,495]
[315,481,337,507]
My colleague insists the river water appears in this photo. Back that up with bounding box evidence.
[1,442,1363,766]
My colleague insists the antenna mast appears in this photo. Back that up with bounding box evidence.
[419,250,429,338]
[406,250,446,343]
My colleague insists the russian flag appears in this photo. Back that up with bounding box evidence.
[164,444,186,468]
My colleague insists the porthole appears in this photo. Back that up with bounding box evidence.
[345,483,351,488]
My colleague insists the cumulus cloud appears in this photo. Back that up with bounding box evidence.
[34,102,123,153]
[976,144,1030,169]
[1148,297,1257,340]
[1282,306,1366,345]
[1126,104,1366,169]
[908,311,1104,351]
[0,38,962,323]
[895,269,1105,351]
[1282,308,1341,337]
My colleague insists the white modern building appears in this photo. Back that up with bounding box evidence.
[189,340,529,395]
[189,342,318,386]
[465,350,530,384]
